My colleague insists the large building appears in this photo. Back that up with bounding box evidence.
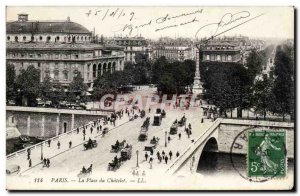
[6,14,125,89]
[153,45,195,62]
[104,36,152,63]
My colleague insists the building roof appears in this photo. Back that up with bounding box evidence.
[6,21,91,34]
[6,42,123,51]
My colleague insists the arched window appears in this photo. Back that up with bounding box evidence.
[56,36,60,41]
[7,36,10,41]
[228,55,232,62]
[15,36,18,42]
[93,64,97,78]
[31,36,34,41]
[23,36,26,41]
[112,62,116,72]
[81,36,83,41]
[108,62,111,73]
[46,36,51,42]
[103,63,107,74]
[98,63,102,76]
[39,36,43,41]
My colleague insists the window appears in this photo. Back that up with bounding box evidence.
[29,54,33,58]
[23,36,26,41]
[15,36,18,42]
[217,55,221,61]
[31,36,34,41]
[38,54,41,58]
[63,72,68,80]
[38,63,41,68]
[56,36,60,41]
[7,36,10,41]
[228,55,232,61]
[75,54,79,59]
[55,63,59,69]
[46,36,51,42]
[39,36,43,41]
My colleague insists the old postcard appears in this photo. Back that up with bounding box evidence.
[5,6,295,190]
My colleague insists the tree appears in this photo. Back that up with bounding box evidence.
[252,77,274,120]
[40,74,53,99]
[15,65,41,106]
[68,72,88,93]
[245,49,265,82]
[271,44,294,121]
[6,63,16,102]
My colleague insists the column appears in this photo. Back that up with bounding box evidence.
[56,114,60,136]
[27,115,30,136]
[71,114,75,130]
[41,115,45,138]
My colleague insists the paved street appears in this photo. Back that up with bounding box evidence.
[7,88,213,178]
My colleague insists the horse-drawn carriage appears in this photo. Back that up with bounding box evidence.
[150,137,160,145]
[178,116,186,127]
[77,165,92,177]
[170,122,178,134]
[107,158,122,171]
[83,139,97,150]
[140,110,146,118]
[120,145,132,161]
[134,114,139,119]
[110,140,126,153]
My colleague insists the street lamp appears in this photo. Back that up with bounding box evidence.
[165,131,167,147]
[40,142,44,160]
[136,150,139,168]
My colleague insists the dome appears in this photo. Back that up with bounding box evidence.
[6,21,91,34]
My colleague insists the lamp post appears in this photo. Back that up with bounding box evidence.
[136,150,139,168]
[165,131,167,147]
[40,142,44,160]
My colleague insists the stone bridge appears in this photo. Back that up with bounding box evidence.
[165,118,294,175]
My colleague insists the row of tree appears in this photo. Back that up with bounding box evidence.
[6,65,88,106]
[201,44,294,121]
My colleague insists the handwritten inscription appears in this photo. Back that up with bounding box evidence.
[85,8,263,40]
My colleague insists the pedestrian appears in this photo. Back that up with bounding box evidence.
[162,150,165,159]
[165,156,168,164]
[178,133,181,140]
[47,140,51,147]
[148,107,151,113]
[168,136,171,143]
[46,159,50,167]
[176,151,180,157]
[83,128,86,135]
[158,155,162,163]
[149,155,153,163]
[83,133,86,141]
[142,170,146,176]
[57,141,60,149]
[136,170,139,176]
[90,127,93,134]
[156,151,160,159]
[169,151,173,160]
[43,158,47,167]
[201,118,204,123]
[132,170,136,176]
[150,148,153,155]
[149,157,153,169]
[27,148,31,160]
[29,159,32,167]
[97,126,99,133]
[69,141,72,148]
[145,152,148,161]
[100,125,102,132]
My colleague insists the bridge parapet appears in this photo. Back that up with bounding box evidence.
[165,118,294,175]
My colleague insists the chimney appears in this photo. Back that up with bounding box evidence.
[18,13,28,22]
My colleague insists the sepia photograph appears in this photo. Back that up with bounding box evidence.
[4,5,295,191]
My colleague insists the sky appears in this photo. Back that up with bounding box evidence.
[6,6,294,40]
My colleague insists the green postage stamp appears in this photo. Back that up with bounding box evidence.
[248,130,286,178]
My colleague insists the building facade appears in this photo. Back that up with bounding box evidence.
[153,45,195,62]
[105,36,152,63]
[6,14,125,89]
